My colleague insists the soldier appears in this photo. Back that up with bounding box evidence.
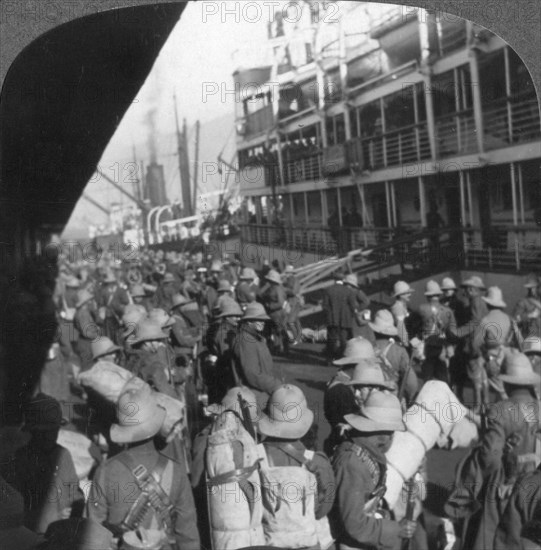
[441,276,468,326]
[257,384,335,549]
[332,391,416,550]
[513,274,541,339]
[153,272,178,311]
[235,267,259,310]
[369,309,419,405]
[282,265,304,345]
[459,275,488,339]
[231,302,283,411]
[97,270,130,344]
[87,384,200,550]
[74,289,100,371]
[323,338,392,454]
[445,352,540,550]
[169,294,201,360]
[390,281,414,347]
[418,280,457,340]
[261,269,289,354]
[91,336,122,364]
[524,336,541,377]
[129,283,151,312]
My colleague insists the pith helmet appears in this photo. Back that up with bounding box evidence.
[424,280,443,296]
[239,267,256,280]
[241,302,270,322]
[393,281,414,297]
[265,270,282,285]
[210,260,223,272]
[65,276,80,289]
[461,275,486,289]
[91,337,121,361]
[148,308,175,329]
[110,385,166,444]
[129,284,146,298]
[344,361,395,389]
[217,297,243,318]
[334,337,376,365]
[441,277,457,291]
[344,391,406,432]
[121,305,147,338]
[75,289,94,309]
[258,384,314,439]
[344,273,359,288]
[130,320,168,345]
[284,265,295,274]
[217,279,232,293]
[206,386,258,422]
[500,351,541,386]
[162,272,175,284]
[171,293,194,310]
[482,286,506,308]
[369,310,398,336]
[524,274,539,288]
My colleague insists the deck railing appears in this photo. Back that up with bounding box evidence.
[435,108,477,157]
[483,93,541,150]
[283,153,322,184]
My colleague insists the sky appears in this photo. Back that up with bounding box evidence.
[62,1,394,238]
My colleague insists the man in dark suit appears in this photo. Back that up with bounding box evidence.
[322,272,358,362]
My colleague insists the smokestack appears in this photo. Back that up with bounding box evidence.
[145,162,167,207]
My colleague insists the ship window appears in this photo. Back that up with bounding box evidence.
[359,100,382,138]
[383,88,415,131]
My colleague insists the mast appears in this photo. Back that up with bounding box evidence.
[174,94,193,216]
[192,119,200,214]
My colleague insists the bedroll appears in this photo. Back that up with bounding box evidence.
[206,411,265,550]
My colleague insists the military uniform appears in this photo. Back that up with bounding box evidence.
[332,437,401,550]
[513,296,541,339]
[418,302,457,340]
[87,439,200,550]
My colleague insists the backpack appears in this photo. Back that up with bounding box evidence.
[258,443,334,550]
[205,411,265,550]
[375,342,399,387]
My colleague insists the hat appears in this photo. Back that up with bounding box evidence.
[102,270,117,284]
[0,479,43,550]
[130,284,146,298]
[523,336,541,355]
[239,267,256,280]
[23,393,63,432]
[441,277,457,291]
[461,275,486,289]
[171,293,194,310]
[344,391,406,432]
[482,286,506,308]
[110,385,166,444]
[258,384,314,439]
[148,308,176,329]
[499,351,541,386]
[75,289,94,308]
[65,276,80,289]
[43,518,114,550]
[424,280,443,296]
[196,265,208,273]
[344,361,395,389]
[206,386,259,422]
[334,337,377,365]
[344,273,359,288]
[217,297,243,318]
[162,273,175,284]
[210,260,223,272]
[130,320,168,345]
[91,337,121,361]
[121,305,147,338]
[369,309,398,336]
[217,279,232,293]
[483,326,504,349]
[524,274,539,288]
[265,270,282,285]
[284,265,295,274]
[122,528,166,549]
[393,281,414,297]
[241,302,270,322]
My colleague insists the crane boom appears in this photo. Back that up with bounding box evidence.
[96,167,149,211]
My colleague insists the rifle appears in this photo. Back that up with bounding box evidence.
[401,478,417,550]
[238,392,256,440]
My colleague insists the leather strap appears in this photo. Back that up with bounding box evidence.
[207,459,262,486]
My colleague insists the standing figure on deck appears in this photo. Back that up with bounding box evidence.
[344,273,373,343]
[418,280,457,340]
[261,269,289,355]
[323,272,358,362]
[235,267,259,310]
[282,265,303,346]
